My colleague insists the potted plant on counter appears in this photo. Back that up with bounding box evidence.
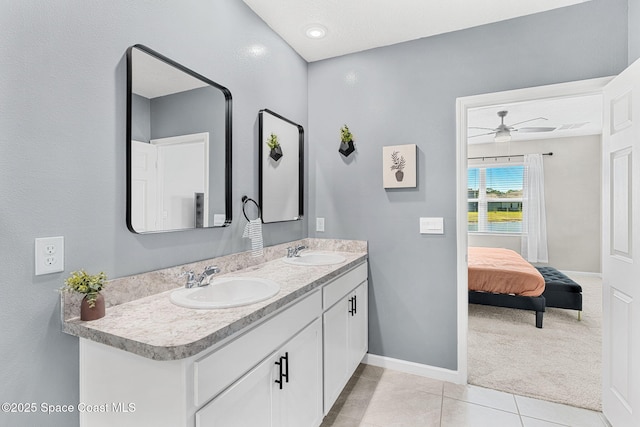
[63,270,108,321]
[266,132,283,161]
[339,124,355,157]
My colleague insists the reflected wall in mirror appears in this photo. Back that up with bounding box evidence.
[259,109,304,223]
[126,44,232,233]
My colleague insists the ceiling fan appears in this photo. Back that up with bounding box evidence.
[469,110,555,142]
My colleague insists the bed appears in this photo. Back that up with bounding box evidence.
[468,247,547,328]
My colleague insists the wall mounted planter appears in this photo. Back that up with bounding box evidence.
[339,141,355,157]
[270,146,283,161]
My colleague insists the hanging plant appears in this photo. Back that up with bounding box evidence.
[266,132,283,161]
[338,124,355,157]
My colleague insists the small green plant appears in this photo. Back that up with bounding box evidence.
[266,133,280,150]
[340,124,354,143]
[63,270,107,308]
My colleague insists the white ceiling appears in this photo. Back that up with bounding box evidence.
[132,47,207,99]
[242,0,589,62]
[467,94,603,144]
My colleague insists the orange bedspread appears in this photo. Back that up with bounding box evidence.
[468,247,545,297]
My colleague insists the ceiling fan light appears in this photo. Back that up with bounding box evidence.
[494,130,511,143]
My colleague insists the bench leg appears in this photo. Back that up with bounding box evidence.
[536,311,544,328]
[578,311,582,321]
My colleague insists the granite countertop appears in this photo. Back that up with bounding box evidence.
[62,239,367,361]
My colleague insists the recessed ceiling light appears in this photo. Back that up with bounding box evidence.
[305,25,327,39]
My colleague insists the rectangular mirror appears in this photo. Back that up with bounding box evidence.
[126,44,232,233]
[259,109,304,223]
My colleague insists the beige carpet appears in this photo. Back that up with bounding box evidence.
[468,273,602,411]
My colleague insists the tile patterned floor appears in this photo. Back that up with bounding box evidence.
[320,364,610,427]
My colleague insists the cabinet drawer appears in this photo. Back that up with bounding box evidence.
[323,262,367,309]
[194,290,322,407]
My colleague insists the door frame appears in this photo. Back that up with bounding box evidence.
[454,76,613,384]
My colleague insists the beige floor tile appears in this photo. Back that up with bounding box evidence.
[354,363,384,381]
[444,383,518,413]
[328,375,380,421]
[361,387,442,426]
[521,416,569,427]
[441,397,522,427]
[373,368,444,397]
[319,412,362,427]
[516,395,606,427]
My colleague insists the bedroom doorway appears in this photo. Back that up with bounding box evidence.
[455,77,612,409]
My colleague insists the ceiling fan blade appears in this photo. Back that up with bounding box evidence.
[468,126,496,131]
[468,131,495,138]
[516,126,557,133]
[508,117,548,127]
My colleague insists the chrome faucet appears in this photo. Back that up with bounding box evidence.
[180,265,220,288]
[286,245,307,258]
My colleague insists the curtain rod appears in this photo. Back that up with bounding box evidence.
[468,152,553,161]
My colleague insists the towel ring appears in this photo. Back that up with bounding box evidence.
[241,196,261,221]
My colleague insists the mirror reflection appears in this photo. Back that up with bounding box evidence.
[259,109,304,223]
[126,44,232,233]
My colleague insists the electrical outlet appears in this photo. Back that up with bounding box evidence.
[35,236,64,275]
[316,217,325,232]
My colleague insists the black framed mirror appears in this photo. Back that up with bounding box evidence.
[126,44,232,233]
[258,109,304,223]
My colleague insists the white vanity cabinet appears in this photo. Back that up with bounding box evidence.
[77,258,369,427]
[80,290,323,427]
[196,318,322,427]
[322,263,369,413]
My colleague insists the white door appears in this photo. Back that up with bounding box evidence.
[130,140,158,232]
[152,133,209,230]
[602,58,640,427]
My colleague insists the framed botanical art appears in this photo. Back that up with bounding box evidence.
[383,144,417,188]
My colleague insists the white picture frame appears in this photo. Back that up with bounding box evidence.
[383,144,417,188]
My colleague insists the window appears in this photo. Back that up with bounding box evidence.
[468,164,524,233]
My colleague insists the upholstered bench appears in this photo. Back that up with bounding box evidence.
[535,266,583,319]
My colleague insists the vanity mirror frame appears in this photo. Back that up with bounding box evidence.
[126,44,232,233]
[258,109,304,223]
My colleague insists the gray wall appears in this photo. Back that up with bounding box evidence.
[0,1,307,426]
[630,0,640,64]
[468,135,602,273]
[131,94,151,142]
[308,0,628,370]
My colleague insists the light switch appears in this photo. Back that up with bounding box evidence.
[420,217,444,234]
[316,217,325,232]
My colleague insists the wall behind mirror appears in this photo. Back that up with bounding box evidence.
[259,109,304,223]
[126,44,232,233]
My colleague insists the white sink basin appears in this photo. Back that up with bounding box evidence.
[170,277,280,309]
[283,252,346,266]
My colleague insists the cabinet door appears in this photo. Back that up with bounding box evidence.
[195,352,276,427]
[348,281,368,373]
[323,296,350,413]
[277,318,323,427]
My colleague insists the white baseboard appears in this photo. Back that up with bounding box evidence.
[362,353,464,384]
[559,270,602,278]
